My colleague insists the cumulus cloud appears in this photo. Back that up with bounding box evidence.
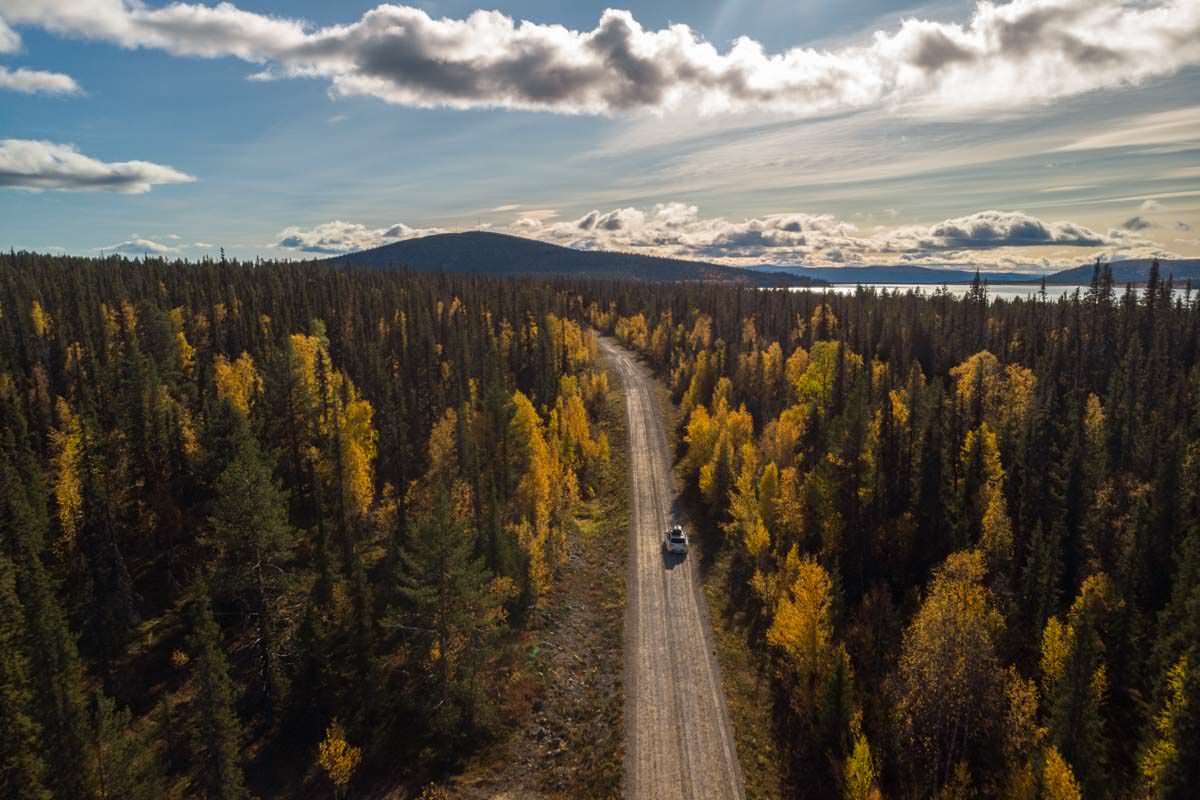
[100,238,178,256]
[0,65,80,93]
[1122,216,1154,231]
[1,1,1197,116]
[0,139,195,192]
[275,220,444,254]
[1140,199,1166,212]
[273,203,1175,267]
[926,211,1109,248]
[522,204,1158,266]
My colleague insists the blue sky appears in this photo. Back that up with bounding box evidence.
[0,0,1197,271]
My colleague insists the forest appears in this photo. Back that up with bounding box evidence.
[595,266,1199,799]
[0,252,612,798]
[1,250,1198,799]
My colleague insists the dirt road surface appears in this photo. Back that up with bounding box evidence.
[600,338,745,800]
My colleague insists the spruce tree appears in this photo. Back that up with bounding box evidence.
[187,583,248,800]
[0,552,51,800]
[0,445,98,799]
[207,418,297,720]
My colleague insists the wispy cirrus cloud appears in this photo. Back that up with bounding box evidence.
[1,1,1197,117]
[0,139,194,193]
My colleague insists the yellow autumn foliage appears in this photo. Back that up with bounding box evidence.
[1041,747,1082,800]
[767,557,834,712]
[213,352,261,416]
[31,300,52,337]
[49,396,84,552]
[317,720,362,793]
[1139,657,1190,795]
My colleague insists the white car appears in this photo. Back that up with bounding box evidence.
[664,524,689,555]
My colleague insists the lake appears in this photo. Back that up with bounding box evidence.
[789,283,1196,302]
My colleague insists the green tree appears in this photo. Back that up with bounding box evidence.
[90,691,166,800]
[1040,574,1115,798]
[0,551,51,800]
[187,584,248,800]
[394,489,515,738]
[0,446,98,799]
[207,422,297,720]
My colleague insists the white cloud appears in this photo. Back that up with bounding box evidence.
[271,202,1178,268]
[0,15,20,53]
[275,220,444,254]
[0,65,80,94]
[0,139,195,193]
[1140,199,1166,212]
[99,238,178,256]
[1059,106,1200,152]
[522,204,1162,267]
[2,1,1197,117]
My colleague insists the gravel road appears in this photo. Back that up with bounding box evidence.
[601,338,745,800]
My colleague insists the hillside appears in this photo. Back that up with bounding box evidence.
[1043,258,1200,285]
[752,258,1200,286]
[750,264,1038,284]
[329,231,824,286]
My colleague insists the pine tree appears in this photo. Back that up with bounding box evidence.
[0,552,51,800]
[207,420,297,720]
[187,583,248,800]
[394,489,514,738]
[0,444,99,799]
[90,691,167,800]
[1040,574,1115,798]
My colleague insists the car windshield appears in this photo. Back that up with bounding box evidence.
[670,533,686,541]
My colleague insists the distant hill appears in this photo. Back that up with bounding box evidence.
[749,264,1039,284]
[330,231,825,286]
[752,259,1200,286]
[1043,258,1200,286]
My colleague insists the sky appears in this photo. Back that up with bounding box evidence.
[0,0,1198,272]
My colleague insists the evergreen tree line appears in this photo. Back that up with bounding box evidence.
[0,252,610,797]
[592,266,1199,800]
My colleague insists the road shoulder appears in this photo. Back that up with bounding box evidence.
[447,384,629,799]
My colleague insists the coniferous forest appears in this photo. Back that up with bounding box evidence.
[2,251,1199,799]
[0,252,613,798]
[595,267,1199,800]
